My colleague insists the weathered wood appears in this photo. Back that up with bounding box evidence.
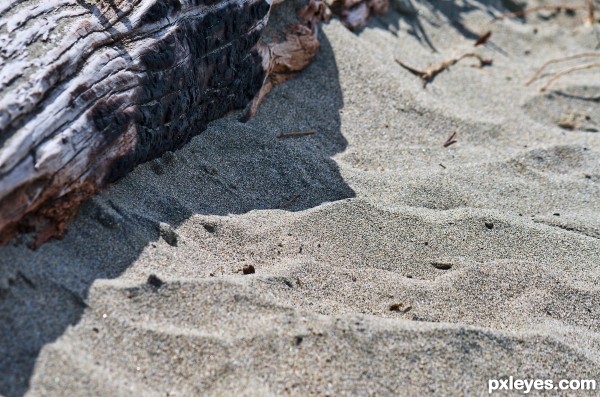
[0,0,329,246]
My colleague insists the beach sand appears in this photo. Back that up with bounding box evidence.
[1,0,599,395]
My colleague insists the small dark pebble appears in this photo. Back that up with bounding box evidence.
[203,224,216,233]
[92,327,99,333]
[553,213,560,216]
[485,222,494,230]
[431,262,452,270]
[584,174,591,179]
[242,265,255,275]
[389,303,412,313]
[147,274,164,288]
[406,275,413,279]
[295,336,303,346]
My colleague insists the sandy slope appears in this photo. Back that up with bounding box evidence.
[1,0,599,395]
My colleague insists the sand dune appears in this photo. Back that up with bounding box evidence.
[1,0,599,395]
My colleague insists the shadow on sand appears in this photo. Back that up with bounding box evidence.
[0,30,352,397]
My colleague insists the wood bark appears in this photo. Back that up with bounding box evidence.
[0,0,376,247]
[0,0,332,247]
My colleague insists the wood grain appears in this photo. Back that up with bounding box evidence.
[0,0,336,246]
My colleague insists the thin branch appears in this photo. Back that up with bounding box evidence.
[443,132,458,147]
[395,53,492,85]
[277,130,317,138]
[539,62,600,91]
[526,52,600,85]
[474,30,492,46]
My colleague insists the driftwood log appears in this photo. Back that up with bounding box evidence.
[0,0,383,247]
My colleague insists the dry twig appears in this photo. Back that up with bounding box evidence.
[443,132,458,147]
[395,53,492,85]
[539,62,600,91]
[277,130,317,138]
[526,52,600,85]
[474,30,492,46]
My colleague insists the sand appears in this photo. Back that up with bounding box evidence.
[1,0,599,395]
